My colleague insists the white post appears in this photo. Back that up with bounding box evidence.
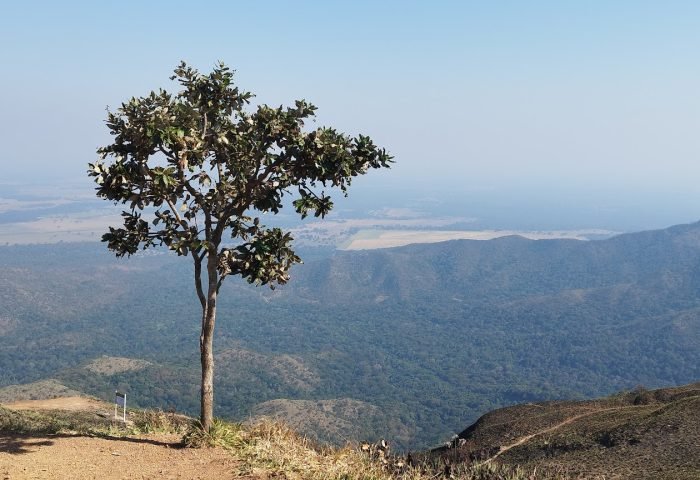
[115,391,127,422]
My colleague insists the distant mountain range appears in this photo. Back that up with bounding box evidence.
[0,222,699,449]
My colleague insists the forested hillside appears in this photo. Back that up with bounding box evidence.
[1,222,699,449]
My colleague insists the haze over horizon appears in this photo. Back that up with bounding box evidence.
[1,1,699,232]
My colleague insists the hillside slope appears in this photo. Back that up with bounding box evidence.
[2,387,697,480]
[0,401,563,480]
[431,382,700,480]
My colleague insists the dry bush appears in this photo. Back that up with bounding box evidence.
[183,418,244,449]
[130,408,190,435]
[227,418,570,480]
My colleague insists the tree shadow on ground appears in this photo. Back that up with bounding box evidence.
[0,433,55,454]
[89,433,185,448]
[0,431,183,455]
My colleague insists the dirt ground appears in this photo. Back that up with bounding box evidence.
[0,400,249,479]
[0,432,241,479]
[3,397,107,413]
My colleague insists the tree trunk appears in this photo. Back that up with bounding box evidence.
[199,253,218,432]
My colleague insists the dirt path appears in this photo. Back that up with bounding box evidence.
[0,432,243,480]
[481,406,635,465]
[0,400,252,479]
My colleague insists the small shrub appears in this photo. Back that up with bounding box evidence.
[183,418,244,449]
[130,409,189,435]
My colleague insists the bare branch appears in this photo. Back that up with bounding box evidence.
[216,159,224,186]
[192,254,206,310]
[158,145,177,162]
[165,198,187,228]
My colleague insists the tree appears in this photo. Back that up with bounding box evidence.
[89,62,392,432]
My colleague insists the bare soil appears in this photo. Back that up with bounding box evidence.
[0,400,251,479]
[3,397,107,413]
[0,432,240,479]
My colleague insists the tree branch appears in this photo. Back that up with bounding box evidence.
[172,149,207,216]
[216,160,224,186]
[158,145,177,162]
[165,198,188,229]
[192,254,206,310]
[201,111,208,142]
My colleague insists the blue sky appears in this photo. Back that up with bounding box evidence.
[1,1,699,228]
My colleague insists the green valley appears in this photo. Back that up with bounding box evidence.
[1,222,699,450]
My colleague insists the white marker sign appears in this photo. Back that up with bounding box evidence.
[114,391,126,421]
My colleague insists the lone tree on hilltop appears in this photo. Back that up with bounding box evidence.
[89,62,392,432]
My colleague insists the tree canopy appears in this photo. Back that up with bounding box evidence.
[89,62,392,431]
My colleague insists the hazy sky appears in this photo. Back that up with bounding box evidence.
[1,1,699,226]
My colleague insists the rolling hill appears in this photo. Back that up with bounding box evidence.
[429,382,700,479]
[1,222,699,449]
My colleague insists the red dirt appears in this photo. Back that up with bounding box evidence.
[0,400,256,479]
[0,432,242,479]
[3,397,107,413]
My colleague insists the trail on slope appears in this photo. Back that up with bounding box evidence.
[481,406,641,465]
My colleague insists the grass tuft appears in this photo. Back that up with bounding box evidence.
[0,406,111,435]
[0,405,189,439]
[183,418,244,449]
[129,408,190,435]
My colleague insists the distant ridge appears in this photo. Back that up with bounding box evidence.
[286,219,700,305]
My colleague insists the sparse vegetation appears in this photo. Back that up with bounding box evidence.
[129,408,190,435]
[0,379,83,403]
[431,383,700,480]
[0,405,187,439]
[208,417,566,480]
[183,418,244,449]
[0,405,569,479]
[4,394,698,479]
[0,406,112,435]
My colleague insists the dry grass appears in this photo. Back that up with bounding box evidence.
[0,405,114,435]
[129,408,190,435]
[249,398,383,446]
[0,406,579,479]
[234,419,388,479]
[183,418,245,449]
[229,418,569,480]
[439,384,700,480]
[0,405,189,440]
[0,379,83,403]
